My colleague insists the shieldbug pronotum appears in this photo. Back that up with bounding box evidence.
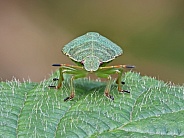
[49,32,135,101]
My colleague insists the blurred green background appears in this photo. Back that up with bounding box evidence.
[0,0,184,84]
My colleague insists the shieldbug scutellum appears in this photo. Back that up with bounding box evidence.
[49,32,135,101]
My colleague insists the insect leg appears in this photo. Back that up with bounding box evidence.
[64,76,75,101]
[57,67,64,89]
[99,65,135,95]
[95,71,114,100]
[104,75,114,100]
[115,68,130,93]
[63,68,88,102]
[49,67,64,89]
[49,64,83,89]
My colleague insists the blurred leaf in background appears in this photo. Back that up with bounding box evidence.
[0,0,184,84]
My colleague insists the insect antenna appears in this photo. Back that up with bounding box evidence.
[123,65,135,68]
[52,64,61,66]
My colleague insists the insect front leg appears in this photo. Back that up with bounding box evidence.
[96,71,114,100]
[104,75,114,100]
[62,68,88,102]
[63,76,75,101]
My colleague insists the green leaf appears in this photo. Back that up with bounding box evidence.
[0,72,184,138]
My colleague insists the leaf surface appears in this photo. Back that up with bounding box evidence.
[0,72,184,138]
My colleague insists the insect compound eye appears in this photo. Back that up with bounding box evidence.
[81,60,84,65]
[99,61,103,65]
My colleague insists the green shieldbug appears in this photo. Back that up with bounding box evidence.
[49,32,135,101]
